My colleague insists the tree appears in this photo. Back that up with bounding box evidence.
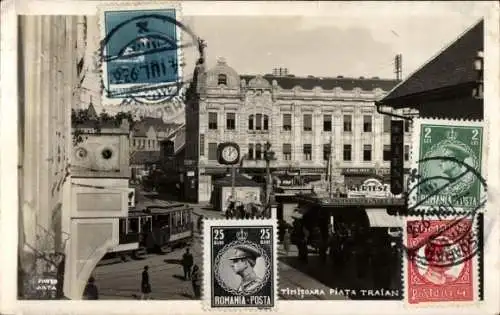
[71,109,135,146]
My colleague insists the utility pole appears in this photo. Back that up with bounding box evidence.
[231,164,236,200]
[264,141,275,216]
[395,54,403,81]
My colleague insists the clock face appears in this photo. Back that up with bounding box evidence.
[222,145,239,163]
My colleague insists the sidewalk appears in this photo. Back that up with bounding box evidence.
[277,246,349,300]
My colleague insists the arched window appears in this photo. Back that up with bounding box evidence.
[263,115,269,130]
[255,143,262,160]
[248,115,254,130]
[218,74,227,85]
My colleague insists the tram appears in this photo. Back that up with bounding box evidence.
[106,203,194,260]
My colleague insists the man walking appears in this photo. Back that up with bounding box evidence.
[182,248,194,280]
[141,265,151,300]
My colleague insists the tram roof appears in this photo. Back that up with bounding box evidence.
[144,204,192,214]
[295,193,406,208]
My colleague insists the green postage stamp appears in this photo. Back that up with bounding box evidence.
[408,118,487,212]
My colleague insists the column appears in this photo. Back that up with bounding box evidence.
[39,16,51,237]
[293,105,301,163]
[21,15,41,267]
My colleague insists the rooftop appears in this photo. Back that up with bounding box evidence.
[379,19,483,105]
[241,74,399,92]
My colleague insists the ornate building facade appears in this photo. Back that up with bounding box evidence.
[185,58,413,202]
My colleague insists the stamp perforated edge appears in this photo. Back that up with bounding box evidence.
[96,1,184,106]
[407,117,488,214]
[202,219,279,312]
[402,214,481,308]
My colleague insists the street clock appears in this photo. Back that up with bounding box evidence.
[217,142,240,165]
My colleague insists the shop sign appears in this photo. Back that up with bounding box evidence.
[348,178,392,198]
[342,168,391,176]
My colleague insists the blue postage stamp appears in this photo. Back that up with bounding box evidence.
[203,219,278,311]
[99,5,183,101]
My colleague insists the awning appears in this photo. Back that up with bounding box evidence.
[365,209,403,228]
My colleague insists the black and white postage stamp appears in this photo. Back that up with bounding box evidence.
[203,219,278,310]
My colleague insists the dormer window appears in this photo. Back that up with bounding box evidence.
[218,74,227,85]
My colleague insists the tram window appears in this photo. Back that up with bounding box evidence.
[176,212,181,227]
[128,217,139,233]
[156,214,169,228]
[142,217,152,231]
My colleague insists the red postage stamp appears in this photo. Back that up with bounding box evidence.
[405,218,478,304]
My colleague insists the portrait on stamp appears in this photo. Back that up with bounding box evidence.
[205,221,276,309]
[413,123,484,210]
[405,219,479,304]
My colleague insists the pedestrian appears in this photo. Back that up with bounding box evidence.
[191,264,202,298]
[83,276,99,300]
[141,265,151,300]
[283,228,291,256]
[182,248,194,280]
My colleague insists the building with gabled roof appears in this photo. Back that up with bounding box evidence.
[376,19,483,120]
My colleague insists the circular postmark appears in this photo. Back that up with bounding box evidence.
[214,240,271,296]
[99,12,202,103]
[402,155,487,269]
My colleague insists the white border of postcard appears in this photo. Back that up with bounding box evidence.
[1,1,499,315]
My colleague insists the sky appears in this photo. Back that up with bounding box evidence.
[179,8,485,80]
[77,1,489,113]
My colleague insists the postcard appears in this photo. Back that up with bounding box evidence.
[1,1,499,314]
